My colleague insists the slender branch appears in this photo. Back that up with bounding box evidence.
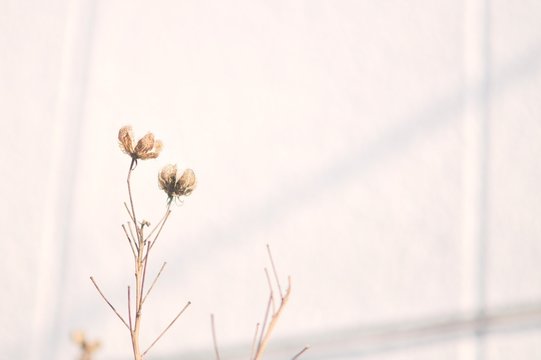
[139,241,152,311]
[291,346,310,360]
[127,221,139,252]
[90,276,129,330]
[147,209,172,254]
[142,301,191,356]
[144,205,171,243]
[124,202,135,224]
[142,262,167,305]
[128,286,133,332]
[256,293,273,355]
[249,323,260,360]
[122,224,137,259]
[264,268,276,314]
[127,159,138,235]
[266,244,283,299]
[211,314,221,360]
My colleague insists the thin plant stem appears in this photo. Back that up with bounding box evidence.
[147,209,171,255]
[133,256,143,359]
[128,286,133,332]
[264,268,276,314]
[122,224,137,259]
[266,244,283,299]
[144,206,171,243]
[124,202,135,224]
[291,346,310,360]
[249,323,260,360]
[90,276,129,330]
[127,222,138,252]
[142,301,191,357]
[210,314,221,360]
[256,293,273,355]
[139,241,152,311]
[127,159,144,360]
[127,159,138,229]
[142,262,167,305]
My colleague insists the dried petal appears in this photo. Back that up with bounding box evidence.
[158,164,178,193]
[158,164,180,201]
[134,133,155,156]
[118,126,134,154]
[140,139,163,159]
[177,168,196,196]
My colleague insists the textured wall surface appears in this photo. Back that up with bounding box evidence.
[1,0,540,359]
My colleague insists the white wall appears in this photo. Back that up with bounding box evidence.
[1,0,540,359]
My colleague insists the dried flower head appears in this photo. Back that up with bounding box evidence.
[118,125,163,161]
[71,330,101,360]
[159,164,197,203]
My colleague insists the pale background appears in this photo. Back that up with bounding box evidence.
[1,0,541,359]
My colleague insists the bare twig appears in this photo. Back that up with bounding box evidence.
[264,268,276,314]
[139,241,152,310]
[249,323,260,360]
[144,206,171,243]
[124,202,135,224]
[127,221,138,252]
[122,224,137,259]
[266,244,283,299]
[147,209,172,254]
[210,314,221,360]
[141,261,167,305]
[256,293,274,355]
[90,276,129,330]
[142,301,191,356]
[291,346,310,360]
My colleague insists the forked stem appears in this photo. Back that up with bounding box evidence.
[90,276,129,330]
[253,277,291,360]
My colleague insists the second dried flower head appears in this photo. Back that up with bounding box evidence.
[159,164,197,203]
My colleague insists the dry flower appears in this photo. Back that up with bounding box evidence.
[118,125,163,161]
[92,126,195,360]
[71,330,101,360]
[159,164,197,203]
